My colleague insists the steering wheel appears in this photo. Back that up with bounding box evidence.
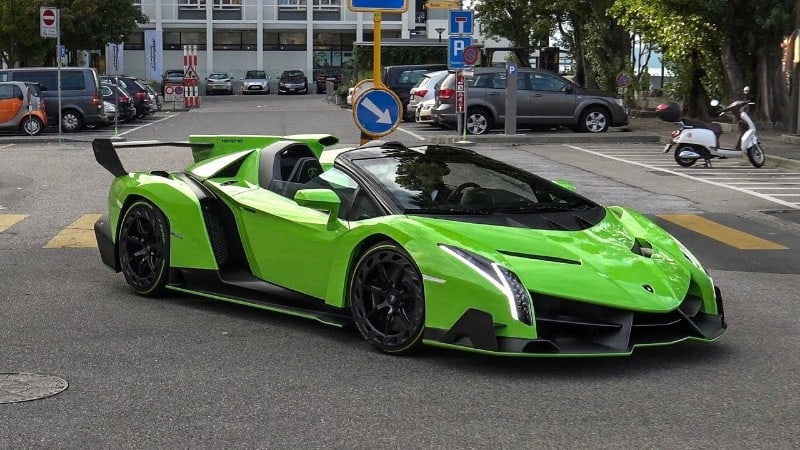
[447,182,481,203]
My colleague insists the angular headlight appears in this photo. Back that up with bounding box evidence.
[439,244,532,325]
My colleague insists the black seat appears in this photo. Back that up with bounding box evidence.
[287,157,323,184]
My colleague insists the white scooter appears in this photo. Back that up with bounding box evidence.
[656,87,766,168]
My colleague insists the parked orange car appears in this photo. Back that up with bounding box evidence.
[0,81,47,136]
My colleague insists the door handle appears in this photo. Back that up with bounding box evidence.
[488,92,500,96]
[533,94,544,97]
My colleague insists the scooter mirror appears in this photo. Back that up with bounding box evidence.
[743,86,750,95]
[710,99,720,107]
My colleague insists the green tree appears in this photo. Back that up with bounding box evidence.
[473,0,556,49]
[0,0,147,68]
[611,0,793,120]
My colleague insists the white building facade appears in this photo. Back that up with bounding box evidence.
[124,0,462,82]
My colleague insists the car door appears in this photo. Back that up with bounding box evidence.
[481,72,533,123]
[0,84,23,125]
[528,71,577,123]
[230,167,358,300]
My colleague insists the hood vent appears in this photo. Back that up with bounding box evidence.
[498,250,581,265]
[632,238,653,258]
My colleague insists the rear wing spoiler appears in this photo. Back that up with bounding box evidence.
[92,139,213,177]
[93,134,339,177]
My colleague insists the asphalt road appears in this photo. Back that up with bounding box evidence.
[1,95,799,448]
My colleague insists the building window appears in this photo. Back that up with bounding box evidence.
[164,31,207,50]
[265,32,305,51]
[279,0,306,10]
[314,0,340,9]
[214,31,242,50]
[126,32,144,50]
[179,0,241,9]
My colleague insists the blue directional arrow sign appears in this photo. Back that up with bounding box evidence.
[448,36,473,69]
[353,88,402,137]
[348,0,408,12]
[449,10,474,35]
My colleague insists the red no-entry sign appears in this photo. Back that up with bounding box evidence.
[40,7,58,38]
[42,9,55,25]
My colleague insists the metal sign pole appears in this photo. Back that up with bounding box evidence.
[56,13,62,138]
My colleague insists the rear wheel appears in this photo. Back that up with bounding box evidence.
[118,200,170,296]
[466,107,492,135]
[747,142,765,168]
[674,145,698,167]
[61,109,83,132]
[349,242,425,355]
[20,116,44,136]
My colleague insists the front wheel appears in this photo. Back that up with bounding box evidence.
[118,200,170,296]
[747,142,765,168]
[349,242,425,355]
[579,106,610,133]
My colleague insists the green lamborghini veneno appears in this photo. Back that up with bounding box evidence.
[92,135,725,356]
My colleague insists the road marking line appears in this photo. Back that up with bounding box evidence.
[395,126,426,141]
[118,113,179,137]
[563,144,800,210]
[0,214,28,233]
[43,214,101,248]
[0,144,14,150]
[657,214,788,250]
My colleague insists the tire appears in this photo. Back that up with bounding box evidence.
[20,116,44,136]
[466,107,492,135]
[674,145,698,167]
[118,200,170,296]
[349,241,425,355]
[578,106,610,133]
[61,109,83,132]
[747,142,765,168]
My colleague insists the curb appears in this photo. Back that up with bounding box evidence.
[426,132,662,145]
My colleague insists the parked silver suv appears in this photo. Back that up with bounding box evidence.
[432,67,628,135]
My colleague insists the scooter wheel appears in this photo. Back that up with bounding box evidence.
[674,145,697,167]
[747,143,765,168]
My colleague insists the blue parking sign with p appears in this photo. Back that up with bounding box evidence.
[448,37,473,69]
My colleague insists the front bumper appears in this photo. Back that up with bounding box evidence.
[424,288,725,356]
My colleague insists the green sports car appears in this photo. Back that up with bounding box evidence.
[92,135,725,356]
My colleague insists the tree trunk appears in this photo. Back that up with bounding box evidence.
[720,41,745,100]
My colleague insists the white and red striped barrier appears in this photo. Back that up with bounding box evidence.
[183,45,201,108]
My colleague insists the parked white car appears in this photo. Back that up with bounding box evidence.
[407,70,450,121]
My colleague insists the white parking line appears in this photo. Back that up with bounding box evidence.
[0,144,14,149]
[118,113,179,137]
[396,126,426,141]
[564,144,800,210]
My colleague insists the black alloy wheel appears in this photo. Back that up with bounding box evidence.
[118,201,170,296]
[350,242,425,354]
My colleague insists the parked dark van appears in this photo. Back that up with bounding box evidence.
[0,67,105,132]
[381,64,448,120]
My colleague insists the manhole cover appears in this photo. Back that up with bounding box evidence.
[0,373,68,404]
[761,209,800,224]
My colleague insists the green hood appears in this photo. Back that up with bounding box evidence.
[408,209,692,313]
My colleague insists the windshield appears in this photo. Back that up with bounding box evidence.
[245,71,267,79]
[352,148,598,214]
[282,70,305,79]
